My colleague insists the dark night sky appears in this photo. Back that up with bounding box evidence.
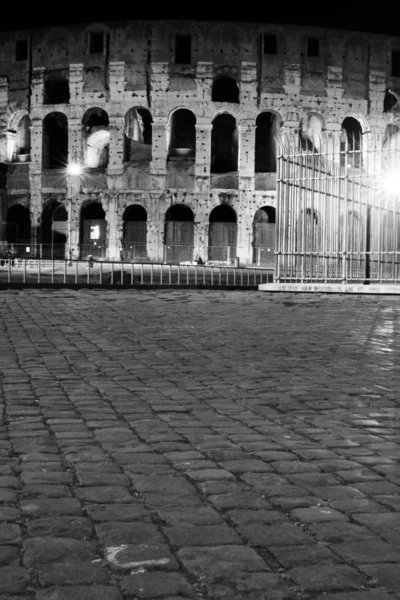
[1,4,398,37]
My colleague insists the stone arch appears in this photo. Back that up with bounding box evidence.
[124,107,152,161]
[122,204,147,260]
[41,201,68,259]
[299,112,325,152]
[79,201,107,259]
[212,76,240,103]
[208,204,237,262]
[8,111,31,162]
[168,108,196,158]
[255,111,283,173]
[211,113,238,174]
[164,204,194,263]
[42,112,68,169]
[6,204,31,250]
[252,206,276,266]
[341,116,363,168]
[82,108,109,169]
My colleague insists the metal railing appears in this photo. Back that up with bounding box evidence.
[0,257,273,288]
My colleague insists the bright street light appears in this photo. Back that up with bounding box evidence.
[382,170,400,195]
[67,162,83,176]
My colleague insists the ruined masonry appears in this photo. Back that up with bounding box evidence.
[0,19,398,264]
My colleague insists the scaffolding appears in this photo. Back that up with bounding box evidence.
[275,129,400,284]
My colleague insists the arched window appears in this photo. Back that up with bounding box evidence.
[211,114,238,174]
[341,117,362,168]
[168,109,196,158]
[41,202,68,259]
[124,108,152,161]
[42,112,68,169]
[6,204,31,254]
[255,113,281,173]
[299,113,323,152]
[122,205,147,260]
[208,204,237,262]
[82,108,110,169]
[252,206,276,266]
[80,203,106,259]
[212,76,239,103]
[164,204,194,263]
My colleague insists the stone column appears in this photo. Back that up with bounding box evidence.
[150,117,167,190]
[107,113,125,190]
[105,195,119,260]
[238,119,255,191]
[68,64,84,104]
[31,68,45,106]
[240,62,257,105]
[196,62,213,101]
[109,62,125,102]
[195,122,212,192]
[283,63,301,97]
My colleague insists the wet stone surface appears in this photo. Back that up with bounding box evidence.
[2,289,400,598]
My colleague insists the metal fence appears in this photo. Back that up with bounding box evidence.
[0,258,273,288]
[275,130,400,284]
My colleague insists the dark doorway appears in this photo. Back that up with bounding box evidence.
[80,203,106,259]
[42,112,68,169]
[164,204,194,263]
[211,114,238,173]
[252,206,276,266]
[122,205,147,260]
[6,204,31,256]
[208,204,237,262]
[212,77,239,103]
[255,113,279,172]
[41,202,68,259]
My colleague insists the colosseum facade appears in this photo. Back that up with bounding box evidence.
[0,19,399,265]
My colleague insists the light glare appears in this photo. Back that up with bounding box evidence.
[67,162,82,176]
[383,171,400,195]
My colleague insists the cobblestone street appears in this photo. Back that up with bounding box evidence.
[1,288,400,600]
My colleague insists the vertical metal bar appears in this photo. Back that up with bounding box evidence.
[219,268,221,286]
[140,263,144,285]
[51,259,54,284]
[160,263,163,285]
[63,259,66,284]
[87,261,90,284]
[150,263,153,285]
[195,265,197,286]
[131,263,134,285]
[23,259,26,283]
[211,267,213,287]
[38,258,41,284]
[241,268,243,286]
[99,261,103,285]
[177,265,180,286]
[75,260,78,284]
[169,264,172,285]
[121,261,124,286]
[7,258,11,283]
[186,266,189,285]
[233,266,236,286]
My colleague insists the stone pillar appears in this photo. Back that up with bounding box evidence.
[236,196,252,265]
[106,195,119,260]
[238,120,255,191]
[0,76,8,110]
[69,64,84,104]
[0,77,9,161]
[150,117,167,190]
[195,122,212,192]
[240,62,257,105]
[68,116,83,164]
[196,62,213,101]
[31,68,45,106]
[193,218,207,263]
[327,66,344,101]
[151,62,169,94]
[109,62,125,103]
[107,113,125,190]
[283,63,301,96]
[369,70,386,115]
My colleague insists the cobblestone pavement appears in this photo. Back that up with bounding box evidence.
[1,289,400,600]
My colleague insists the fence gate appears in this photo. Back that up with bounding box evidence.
[275,130,400,284]
[208,222,237,262]
[123,222,147,260]
[81,219,107,259]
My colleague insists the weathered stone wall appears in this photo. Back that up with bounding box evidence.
[0,19,399,263]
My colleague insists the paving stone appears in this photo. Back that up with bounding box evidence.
[308,522,377,543]
[74,486,133,503]
[26,517,93,539]
[104,543,179,570]
[157,507,223,526]
[0,546,19,566]
[120,572,194,597]
[95,522,164,545]
[322,592,394,600]
[237,522,314,546]
[291,506,349,523]
[177,545,269,578]
[0,524,21,545]
[163,524,242,547]
[0,567,31,593]
[359,563,400,592]
[269,544,340,568]
[38,562,109,585]
[23,538,98,566]
[85,503,151,522]
[21,498,82,516]
[287,564,368,592]
[35,585,123,600]
[208,491,270,510]
[332,540,400,563]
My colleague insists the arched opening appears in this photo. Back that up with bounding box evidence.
[82,108,110,169]
[168,109,196,158]
[341,117,362,168]
[6,204,31,256]
[299,114,323,152]
[14,115,31,162]
[164,204,194,263]
[211,114,238,174]
[208,204,237,262]
[124,108,152,161]
[212,76,239,103]
[255,113,281,173]
[252,206,276,266]
[80,203,106,259]
[122,204,147,261]
[41,202,68,259]
[42,112,68,169]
